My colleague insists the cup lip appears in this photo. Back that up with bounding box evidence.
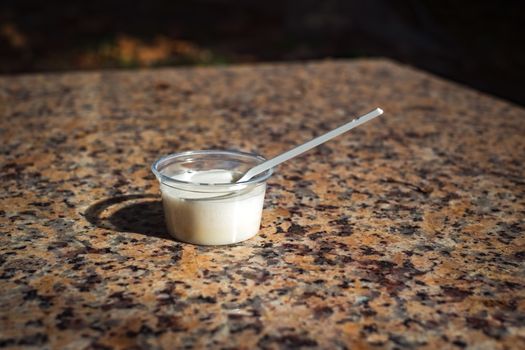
[151,149,273,189]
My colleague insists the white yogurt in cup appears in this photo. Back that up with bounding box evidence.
[151,150,273,245]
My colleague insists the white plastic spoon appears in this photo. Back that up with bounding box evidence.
[236,107,384,183]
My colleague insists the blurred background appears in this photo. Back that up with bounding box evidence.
[1,0,523,105]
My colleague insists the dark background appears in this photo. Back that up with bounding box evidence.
[1,0,523,105]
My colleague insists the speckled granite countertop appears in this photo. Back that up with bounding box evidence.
[1,59,524,349]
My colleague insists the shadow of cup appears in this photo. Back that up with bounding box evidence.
[84,194,170,239]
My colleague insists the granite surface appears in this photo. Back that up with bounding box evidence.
[1,59,524,349]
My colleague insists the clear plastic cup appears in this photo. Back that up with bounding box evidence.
[151,150,273,245]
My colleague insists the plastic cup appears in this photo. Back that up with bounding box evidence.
[151,150,273,245]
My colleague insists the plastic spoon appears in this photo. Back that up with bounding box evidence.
[236,107,384,183]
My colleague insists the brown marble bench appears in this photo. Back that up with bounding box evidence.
[1,59,524,349]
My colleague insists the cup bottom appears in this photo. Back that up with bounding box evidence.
[167,227,260,245]
[161,186,266,245]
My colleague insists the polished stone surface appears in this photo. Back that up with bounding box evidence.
[1,59,524,349]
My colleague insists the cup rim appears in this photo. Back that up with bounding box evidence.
[151,149,273,189]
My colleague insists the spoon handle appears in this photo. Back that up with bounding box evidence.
[237,107,384,182]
